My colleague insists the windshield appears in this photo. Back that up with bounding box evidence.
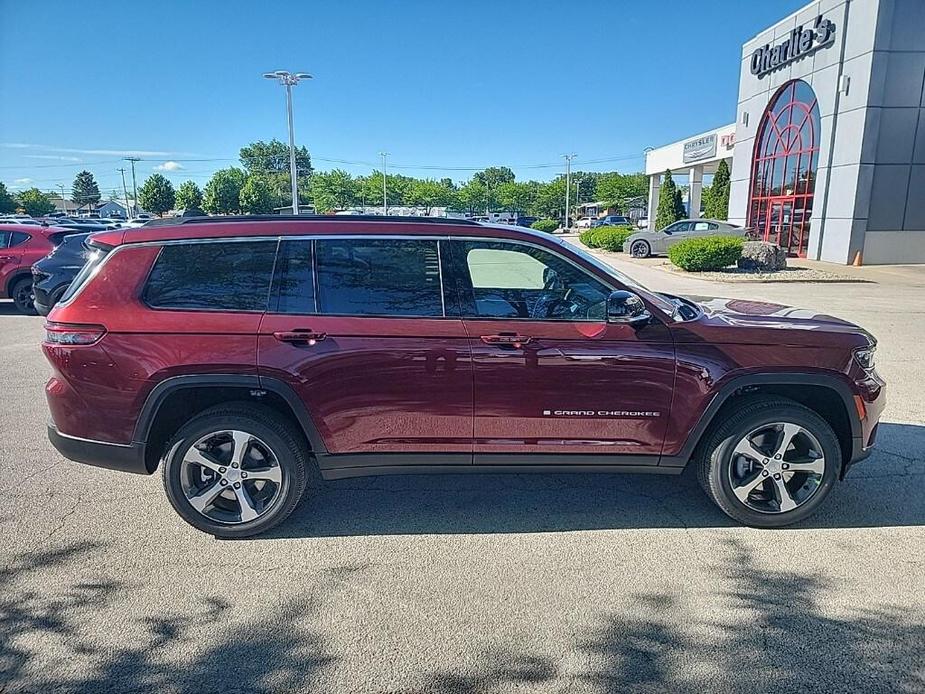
[554,236,678,317]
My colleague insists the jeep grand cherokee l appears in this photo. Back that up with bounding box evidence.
[43,216,885,538]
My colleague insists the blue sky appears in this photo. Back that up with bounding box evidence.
[0,0,807,196]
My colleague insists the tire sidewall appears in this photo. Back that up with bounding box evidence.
[163,413,303,538]
[631,241,649,258]
[12,278,37,315]
[709,407,841,527]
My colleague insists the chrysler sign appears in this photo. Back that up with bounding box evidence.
[750,15,836,78]
[683,134,717,164]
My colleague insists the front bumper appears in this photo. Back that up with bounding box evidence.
[48,424,150,474]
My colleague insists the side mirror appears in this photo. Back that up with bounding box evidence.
[607,290,651,326]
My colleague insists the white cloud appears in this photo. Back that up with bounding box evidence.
[154,161,184,171]
[13,178,33,185]
[23,154,82,162]
[1,143,203,157]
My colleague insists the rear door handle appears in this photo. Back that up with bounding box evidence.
[480,333,532,347]
[273,329,327,345]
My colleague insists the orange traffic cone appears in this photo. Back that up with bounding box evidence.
[852,250,863,267]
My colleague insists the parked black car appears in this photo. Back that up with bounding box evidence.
[32,233,92,315]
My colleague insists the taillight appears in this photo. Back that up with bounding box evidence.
[44,322,107,345]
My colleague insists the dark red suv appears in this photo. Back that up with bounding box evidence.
[1,223,71,314]
[43,216,885,537]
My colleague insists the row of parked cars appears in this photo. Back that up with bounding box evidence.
[0,215,152,315]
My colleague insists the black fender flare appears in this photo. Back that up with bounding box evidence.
[662,372,860,467]
[132,374,328,454]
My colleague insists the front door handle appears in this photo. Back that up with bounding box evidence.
[480,333,532,347]
[273,329,327,345]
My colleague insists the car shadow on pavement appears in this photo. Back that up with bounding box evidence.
[422,537,925,693]
[0,300,27,316]
[269,422,925,538]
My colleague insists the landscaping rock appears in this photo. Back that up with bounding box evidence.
[737,240,787,271]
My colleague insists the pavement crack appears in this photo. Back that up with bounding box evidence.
[43,495,82,545]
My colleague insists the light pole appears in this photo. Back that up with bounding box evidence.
[124,157,140,218]
[379,152,389,215]
[263,70,313,214]
[562,153,576,229]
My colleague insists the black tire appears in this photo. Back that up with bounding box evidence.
[11,277,38,315]
[161,403,317,538]
[696,397,841,528]
[630,240,650,258]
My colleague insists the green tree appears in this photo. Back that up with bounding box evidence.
[16,188,55,216]
[473,166,515,189]
[310,169,357,212]
[239,139,312,211]
[175,180,203,210]
[530,178,567,219]
[71,170,101,213]
[408,178,455,214]
[239,176,275,214]
[137,174,176,217]
[0,181,17,214]
[597,172,647,212]
[456,179,489,213]
[203,168,247,214]
[704,159,730,220]
[496,181,537,212]
[655,170,686,230]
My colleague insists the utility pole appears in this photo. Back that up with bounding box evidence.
[125,157,140,218]
[57,184,67,215]
[117,168,131,220]
[563,153,576,229]
[263,70,312,214]
[379,152,389,215]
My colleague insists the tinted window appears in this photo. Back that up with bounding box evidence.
[315,238,443,317]
[9,232,30,247]
[145,240,277,311]
[458,240,609,321]
[0,231,9,248]
[273,239,316,314]
[692,222,710,231]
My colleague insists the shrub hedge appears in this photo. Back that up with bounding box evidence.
[668,236,744,271]
[579,225,634,251]
[530,219,559,233]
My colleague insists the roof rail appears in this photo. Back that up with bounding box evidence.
[143,214,482,227]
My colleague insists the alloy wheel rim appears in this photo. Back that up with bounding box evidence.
[727,421,826,514]
[179,429,284,525]
[14,284,32,310]
[632,242,647,257]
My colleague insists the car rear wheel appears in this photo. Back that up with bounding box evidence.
[697,397,841,527]
[162,403,316,538]
[11,277,38,315]
[630,240,650,258]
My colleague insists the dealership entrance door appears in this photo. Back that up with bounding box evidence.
[757,196,811,256]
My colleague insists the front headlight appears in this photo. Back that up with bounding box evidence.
[854,345,876,371]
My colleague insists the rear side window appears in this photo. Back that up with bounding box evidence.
[59,245,110,304]
[315,238,443,317]
[144,240,278,312]
[9,231,30,247]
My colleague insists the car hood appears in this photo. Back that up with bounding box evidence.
[675,296,873,347]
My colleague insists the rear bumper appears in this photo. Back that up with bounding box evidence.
[48,424,149,475]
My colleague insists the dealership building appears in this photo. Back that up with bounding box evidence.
[645,0,925,264]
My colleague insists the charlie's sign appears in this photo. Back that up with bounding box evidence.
[750,15,836,78]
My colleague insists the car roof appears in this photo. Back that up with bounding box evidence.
[90,215,559,247]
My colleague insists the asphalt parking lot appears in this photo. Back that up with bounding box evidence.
[2,256,923,694]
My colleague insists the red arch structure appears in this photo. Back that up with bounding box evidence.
[747,79,820,257]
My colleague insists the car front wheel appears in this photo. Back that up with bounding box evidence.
[162,403,316,538]
[697,397,841,527]
[630,240,650,258]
